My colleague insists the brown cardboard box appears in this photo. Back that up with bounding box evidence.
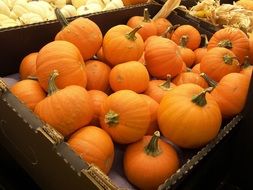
[0,3,251,190]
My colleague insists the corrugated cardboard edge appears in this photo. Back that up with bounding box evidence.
[159,114,243,190]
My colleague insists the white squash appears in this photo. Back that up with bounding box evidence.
[12,0,30,17]
[86,0,105,8]
[0,16,19,28]
[103,0,123,10]
[19,12,44,24]
[9,11,18,19]
[71,0,86,8]
[60,5,77,17]
[0,1,11,17]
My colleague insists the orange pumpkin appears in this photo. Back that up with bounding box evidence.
[34,70,93,137]
[11,79,46,111]
[68,126,114,174]
[207,27,249,64]
[145,37,184,78]
[127,8,157,41]
[140,94,159,135]
[109,61,149,93]
[122,0,148,6]
[171,25,201,50]
[200,47,241,82]
[192,63,201,74]
[124,131,180,190]
[99,90,150,144]
[154,17,172,36]
[102,25,144,66]
[19,52,38,80]
[55,9,103,61]
[144,76,176,103]
[36,40,87,91]
[194,34,208,65]
[248,34,253,64]
[88,90,108,126]
[172,72,209,88]
[240,57,253,79]
[158,84,222,148]
[86,60,111,92]
[178,36,196,68]
[201,72,250,118]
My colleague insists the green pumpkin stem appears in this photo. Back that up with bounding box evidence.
[48,70,60,96]
[200,73,218,87]
[241,56,251,69]
[223,54,238,65]
[105,110,119,126]
[217,40,232,49]
[179,35,189,47]
[143,8,151,22]
[159,74,172,90]
[125,25,142,41]
[191,87,214,107]
[55,8,69,28]
[144,131,161,157]
[161,24,180,38]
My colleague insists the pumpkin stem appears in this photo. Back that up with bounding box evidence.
[191,87,214,107]
[200,73,218,87]
[223,54,238,65]
[241,56,251,69]
[105,110,119,126]
[143,8,151,22]
[125,25,142,41]
[48,70,60,96]
[179,35,189,47]
[159,74,172,90]
[161,24,180,38]
[55,8,69,28]
[217,40,232,49]
[144,131,161,157]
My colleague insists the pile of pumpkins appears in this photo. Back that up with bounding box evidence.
[0,0,148,28]
[10,7,252,190]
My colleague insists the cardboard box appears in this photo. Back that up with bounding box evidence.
[0,3,252,190]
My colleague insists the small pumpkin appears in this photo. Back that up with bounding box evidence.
[158,84,222,148]
[172,71,209,88]
[193,34,208,65]
[19,52,38,80]
[124,131,180,190]
[34,70,93,137]
[240,56,253,79]
[171,25,201,50]
[102,25,144,66]
[191,63,201,74]
[109,61,149,93]
[36,40,87,91]
[86,60,111,92]
[55,8,103,61]
[99,90,150,144]
[207,27,249,64]
[68,126,114,174]
[145,36,184,79]
[140,94,159,135]
[144,75,176,103]
[200,47,241,82]
[153,17,172,36]
[201,72,250,118]
[122,0,147,6]
[127,8,157,41]
[88,90,108,126]
[11,79,46,111]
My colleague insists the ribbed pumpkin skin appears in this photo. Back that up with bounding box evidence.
[34,86,93,137]
[124,135,180,190]
[36,40,87,91]
[109,61,150,93]
[68,126,114,174]
[200,47,241,82]
[158,84,222,149]
[19,52,38,80]
[154,18,172,36]
[55,17,103,61]
[192,63,201,74]
[99,90,150,144]
[211,73,250,118]
[11,80,46,111]
[172,72,209,88]
[144,79,176,103]
[102,25,144,66]
[145,37,184,79]
[85,60,111,92]
[207,27,249,64]
[171,25,201,50]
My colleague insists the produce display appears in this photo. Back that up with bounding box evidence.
[2,2,252,189]
[0,0,125,28]
[184,0,253,33]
